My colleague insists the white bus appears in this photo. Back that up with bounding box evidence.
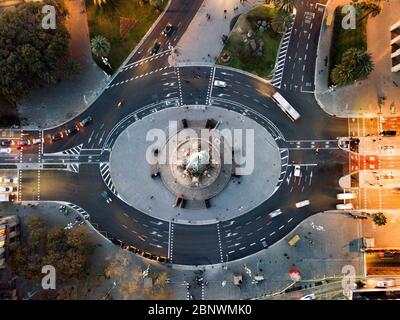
[272,92,301,121]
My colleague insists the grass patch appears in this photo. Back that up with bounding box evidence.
[86,0,166,69]
[329,6,368,83]
[218,5,282,79]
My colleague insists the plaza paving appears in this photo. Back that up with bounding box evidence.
[109,106,282,224]
[315,0,400,117]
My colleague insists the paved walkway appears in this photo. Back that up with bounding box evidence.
[169,0,264,65]
[315,0,400,117]
[193,211,364,300]
[17,0,108,129]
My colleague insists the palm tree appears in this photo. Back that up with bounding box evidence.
[359,2,381,21]
[331,48,374,85]
[271,10,293,33]
[272,0,297,13]
[372,212,387,226]
[91,35,111,58]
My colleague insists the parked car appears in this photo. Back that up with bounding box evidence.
[0,140,14,147]
[65,125,79,136]
[162,23,174,36]
[0,148,11,154]
[51,132,64,142]
[79,116,93,127]
[151,42,161,55]
[376,280,396,288]
[0,177,17,183]
[0,186,14,192]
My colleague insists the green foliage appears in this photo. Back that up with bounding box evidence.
[372,212,387,226]
[271,0,297,13]
[91,35,111,57]
[331,48,374,85]
[271,10,293,33]
[8,215,95,282]
[0,0,70,103]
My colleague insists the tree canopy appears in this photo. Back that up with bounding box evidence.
[9,215,95,282]
[0,0,70,103]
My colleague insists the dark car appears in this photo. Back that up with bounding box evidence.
[17,139,30,147]
[65,125,79,136]
[79,116,93,127]
[162,23,173,36]
[151,42,161,55]
[0,140,14,147]
[381,130,396,136]
[51,132,64,142]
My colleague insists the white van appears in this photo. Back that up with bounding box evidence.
[214,80,227,88]
[0,148,11,154]
[337,193,356,200]
[336,203,353,210]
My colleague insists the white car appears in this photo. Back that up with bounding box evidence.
[293,165,301,177]
[214,80,227,88]
[32,138,44,145]
[0,177,17,184]
[336,203,353,210]
[269,209,282,218]
[300,293,316,300]
[0,186,14,192]
[0,148,11,154]
[376,280,396,288]
[296,200,310,208]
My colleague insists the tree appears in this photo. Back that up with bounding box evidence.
[352,0,382,22]
[91,35,111,58]
[372,212,387,226]
[0,0,70,103]
[272,0,297,13]
[8,217,94,283]
[331,48,374,86]
[271,10,293,33]
[149,0,165,10]
[104,251,174,300]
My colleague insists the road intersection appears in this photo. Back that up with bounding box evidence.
[0,0,365,267]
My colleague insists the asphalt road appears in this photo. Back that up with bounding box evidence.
[0,0,352,266]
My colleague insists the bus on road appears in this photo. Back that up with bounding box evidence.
[272,92,301,121]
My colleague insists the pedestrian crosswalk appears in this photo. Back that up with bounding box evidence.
[100,162,117,195]
[272,21,295,89]
[62,144,83,156]
[67,203,90,220]
[68,163,79,173]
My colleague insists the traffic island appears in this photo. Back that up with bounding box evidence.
[217,5,282,79]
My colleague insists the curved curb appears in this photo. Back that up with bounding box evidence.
[103,102,288,227]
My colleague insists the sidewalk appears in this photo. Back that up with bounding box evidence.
[315,0,400,118]
[17,0,107,129]
[201,211,364,299]
[169,0,264,65]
